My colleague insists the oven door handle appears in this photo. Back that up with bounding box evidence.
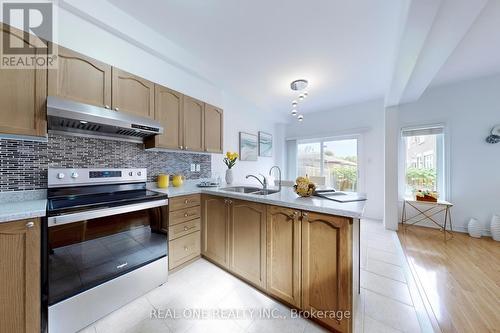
[47,199,169,227]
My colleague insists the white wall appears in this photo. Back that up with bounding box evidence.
[397,74,500,234]
[210,92,285,183]
[285,100,385,220]
[47,4,285,182]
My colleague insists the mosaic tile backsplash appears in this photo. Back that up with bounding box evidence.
[0,133,211,191]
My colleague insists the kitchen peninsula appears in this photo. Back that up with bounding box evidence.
[150,182,365,333]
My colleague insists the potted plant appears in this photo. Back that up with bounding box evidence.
[223,151,238,184]
[415,189,438,202]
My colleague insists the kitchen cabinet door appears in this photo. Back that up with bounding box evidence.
[0,219,40,333]
[266,205,301,307]
[201,195,229,268]
[229,200,266,288]
[302,211,352,333]
[183,96,204,152]
[111,68,154,118]
[204,104,223,153]
[48,46,111,108]
[0,24,46,137]
[145,85,183,150]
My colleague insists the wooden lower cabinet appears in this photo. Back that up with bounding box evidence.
[229,200,266,288]
[200,197,355,332]
[0,218,40,333]
[168,195,201,271]
[169,231,201,269]
[302,211,353,333]
[266,205,302,307]
[201,195,229,268]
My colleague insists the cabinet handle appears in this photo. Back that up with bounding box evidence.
[104,105,110,109]
[184,146,188,150]
[114,107,120,111]
[184,226,188,231]
[184,199,189,204]
[289,211,298,220]
[184,213,188,217]
[302,212,308,221]
[179,146,184,150]
[26,221,34,228]
[184,246,189,251]
[228,200,233,204]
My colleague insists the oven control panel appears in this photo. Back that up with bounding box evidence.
[48,168,147,187]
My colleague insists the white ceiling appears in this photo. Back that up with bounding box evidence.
[107,0,404,114]
[104,0,500,114]
[431,0,500,86]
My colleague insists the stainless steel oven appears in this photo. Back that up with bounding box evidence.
[42,168,168,333]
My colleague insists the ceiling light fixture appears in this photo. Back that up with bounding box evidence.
[291,109,298,116]
[298,94,305,101]
[292,100,298,108]
[290,79,308,91]
[298,115,304,121]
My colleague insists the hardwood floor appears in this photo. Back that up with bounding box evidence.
[397,226,500,333]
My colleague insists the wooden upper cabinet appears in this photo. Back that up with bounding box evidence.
[0,219,40,333]
[302,211,352,333]
[183,96,204,152]
[266,205,302,307]
[204,104,223,153]
[201,195,229,268]
[48,46,111,108]
[145,85,183,150]
[111,68,154,118]
[0,24,46,137]
[229,200,266,288]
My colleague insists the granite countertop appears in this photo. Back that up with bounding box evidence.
[0,181,366,223]
[0,190,47,223]
[148,182,366,219]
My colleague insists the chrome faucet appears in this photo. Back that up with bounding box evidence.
[246,174,268,190]
[269,166,282,192]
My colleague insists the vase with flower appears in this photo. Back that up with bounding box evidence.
[223,151,238,185]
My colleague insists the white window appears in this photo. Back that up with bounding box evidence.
[402,126,446,199]
[297,138,359,191]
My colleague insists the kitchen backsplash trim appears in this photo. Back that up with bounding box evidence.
[0,134,211,191]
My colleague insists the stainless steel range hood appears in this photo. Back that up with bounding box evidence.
[47,96,163,143]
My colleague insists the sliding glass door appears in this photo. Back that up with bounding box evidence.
[297,138,358,191]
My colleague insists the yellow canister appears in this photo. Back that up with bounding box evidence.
[172,175,184,187]
[157,174,169,188]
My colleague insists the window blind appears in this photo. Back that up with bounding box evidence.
[401,126,444,137]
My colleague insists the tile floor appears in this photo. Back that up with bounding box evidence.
[78,219,433,333]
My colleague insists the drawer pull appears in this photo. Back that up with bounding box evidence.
[184,199,189,204]
[184,226,188,231]
[116,262,128,269]
[184,246,189,251]
[184,213,188,217]
[26,221,34,228]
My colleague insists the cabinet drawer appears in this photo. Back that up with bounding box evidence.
[169,194,201,211]
[169,231,200,269]
[169,206,201,225]
[169,218,200,240]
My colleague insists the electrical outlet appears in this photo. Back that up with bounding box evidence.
[190,163,196,172]
[196,164,201,172]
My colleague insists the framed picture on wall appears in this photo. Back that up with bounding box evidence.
[258,131,273,157]
[239,132,258,161]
